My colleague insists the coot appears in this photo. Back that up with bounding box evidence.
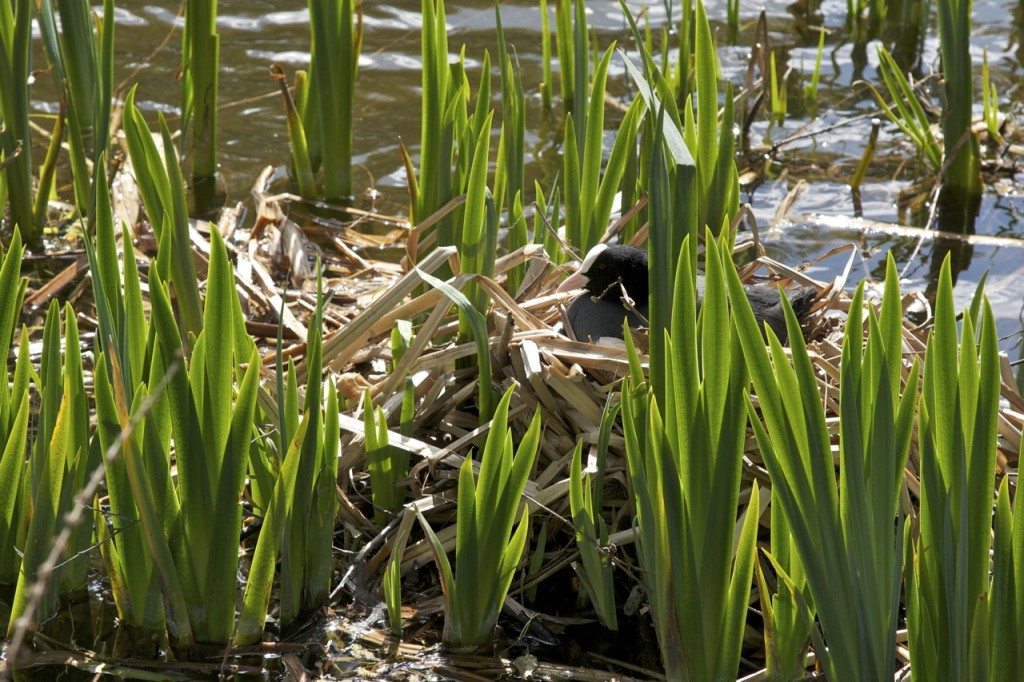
[557,244,818,343]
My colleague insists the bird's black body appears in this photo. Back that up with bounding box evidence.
[559,244,817,343]
[566,294,649,344]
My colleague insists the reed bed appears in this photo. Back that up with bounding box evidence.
[4,173,1023,678]
[1,0,1023,679]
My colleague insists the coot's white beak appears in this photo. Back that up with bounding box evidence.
[556,269,589,293]
[557,244,607,294]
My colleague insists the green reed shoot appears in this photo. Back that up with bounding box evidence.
[495,5,524,217]
[620,0,726,395]
[554,0,590,129]
[846,0,883,38]
[691,0,739,236]
[850,118,880,190]
[734,256,917,681]
[58,306,94,596]
[622,0,738,252]
[182,0,220,209]
[539,0,553,110]
[647,22,665,83]
[384,520,413,638]
[991,465,1024,681]
[276,275,339,630]
[455,111,499,332]
[804,27,827,107]
[417,268,494,421]
[636,105,693,400]
[9,301,92,634]
[245,328,323,637]
[0,230,28,588]
[87,185,175,638]
[236,412,311,645]
[769,52,788,122]
[417,386,541,650]
[8,357,69,632]
[905,257,1000,680]
[33,109,64,230]
[568,440,616,630]
[147,229,262,646]
[757,493,813,681]
[870,46,941,170]
[505,193,528,295]
[0,229,25,364]
[886,0,927,67]
[727,0,740,43]
[619,2,682,131]
[93,358,171,637]
[122,87,204,339]
[524,521,548,603]
[307,383,340,613]
[37,0,114,223]
[621,233,760,681]
[0,331,29,590]
[452,50,488,221]
[674,0,693,102]
[272,66,317,199]
[24,299,93,600]
[562,46,644,254]
[535,180,564,264]
[95,350,194,647]
[48,0,109,145]
[410,0,457,231]
[935,0,981,203]
[0,0,38,245]
[86,158,148,396]
[364,389,409,526]
[0,160,7,217]
[982,50,1002,143]
[390,320,413,368]
[400,378,415,438]
[305,0,362,201]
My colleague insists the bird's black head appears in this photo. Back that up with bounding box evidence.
[560,244,649,303]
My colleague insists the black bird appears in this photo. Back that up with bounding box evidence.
[557,244,818,343]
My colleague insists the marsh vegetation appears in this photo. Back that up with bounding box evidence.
[2,0,1024,680]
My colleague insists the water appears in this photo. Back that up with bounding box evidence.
[77,1,1024,217]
